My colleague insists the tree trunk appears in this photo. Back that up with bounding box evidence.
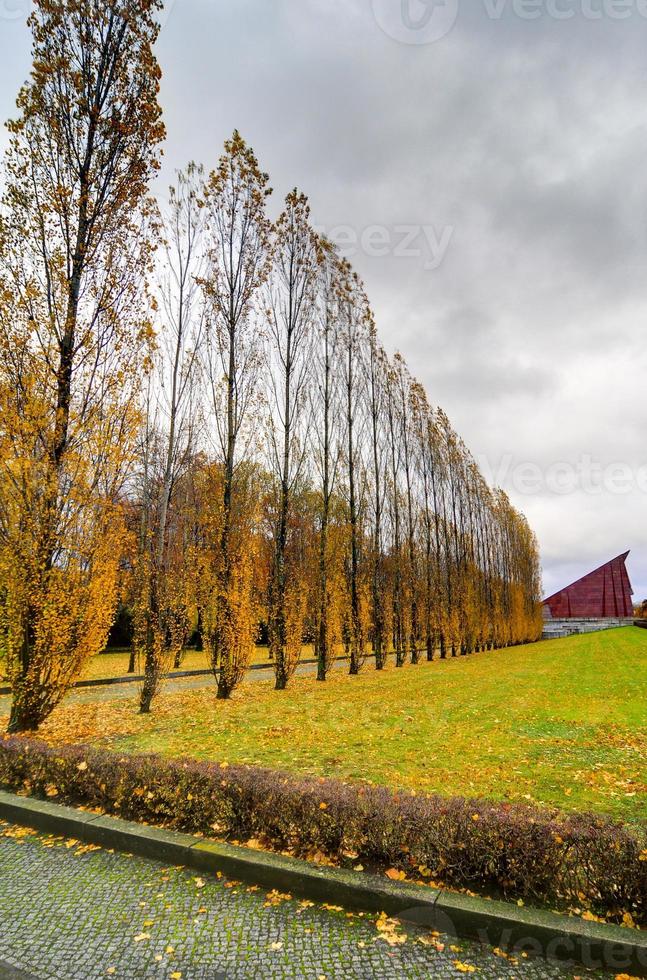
[347,340,362,677]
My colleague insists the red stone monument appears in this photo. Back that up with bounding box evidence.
[543,552,634,619]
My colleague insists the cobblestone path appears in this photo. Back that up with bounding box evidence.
[0,822,602,980]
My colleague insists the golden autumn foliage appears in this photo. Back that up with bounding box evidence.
[0,6,542,729]
[0,0,164,731]
[193,462,261,700]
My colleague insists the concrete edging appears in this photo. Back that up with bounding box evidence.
[0,790,644,976]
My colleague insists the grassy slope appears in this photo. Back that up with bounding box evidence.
[62,628,647,822]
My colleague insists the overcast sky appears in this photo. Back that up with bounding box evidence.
[1,0,646,601]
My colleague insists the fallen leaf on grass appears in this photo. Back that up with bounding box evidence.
[385,868,406,881]
[582,911,604,923]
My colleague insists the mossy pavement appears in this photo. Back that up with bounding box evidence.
[0,821,611,979]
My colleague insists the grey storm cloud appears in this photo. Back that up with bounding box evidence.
[0,0,646,600]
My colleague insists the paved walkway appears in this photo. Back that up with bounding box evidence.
[0,661,341,711]
[0,822,593,980]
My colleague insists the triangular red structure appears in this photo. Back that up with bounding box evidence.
[543,552,634,619]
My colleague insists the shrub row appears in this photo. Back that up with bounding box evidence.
[0,736,644,923]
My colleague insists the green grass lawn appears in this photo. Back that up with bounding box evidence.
[70,628,647,823]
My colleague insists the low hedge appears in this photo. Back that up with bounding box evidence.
[0,736,644,923]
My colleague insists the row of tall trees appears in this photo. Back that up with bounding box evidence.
[0,0,542,733]
[118,140,543,713]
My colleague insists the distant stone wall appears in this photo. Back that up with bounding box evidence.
[541,618,634,640]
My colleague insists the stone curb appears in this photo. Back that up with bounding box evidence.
[0,790,644,976]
